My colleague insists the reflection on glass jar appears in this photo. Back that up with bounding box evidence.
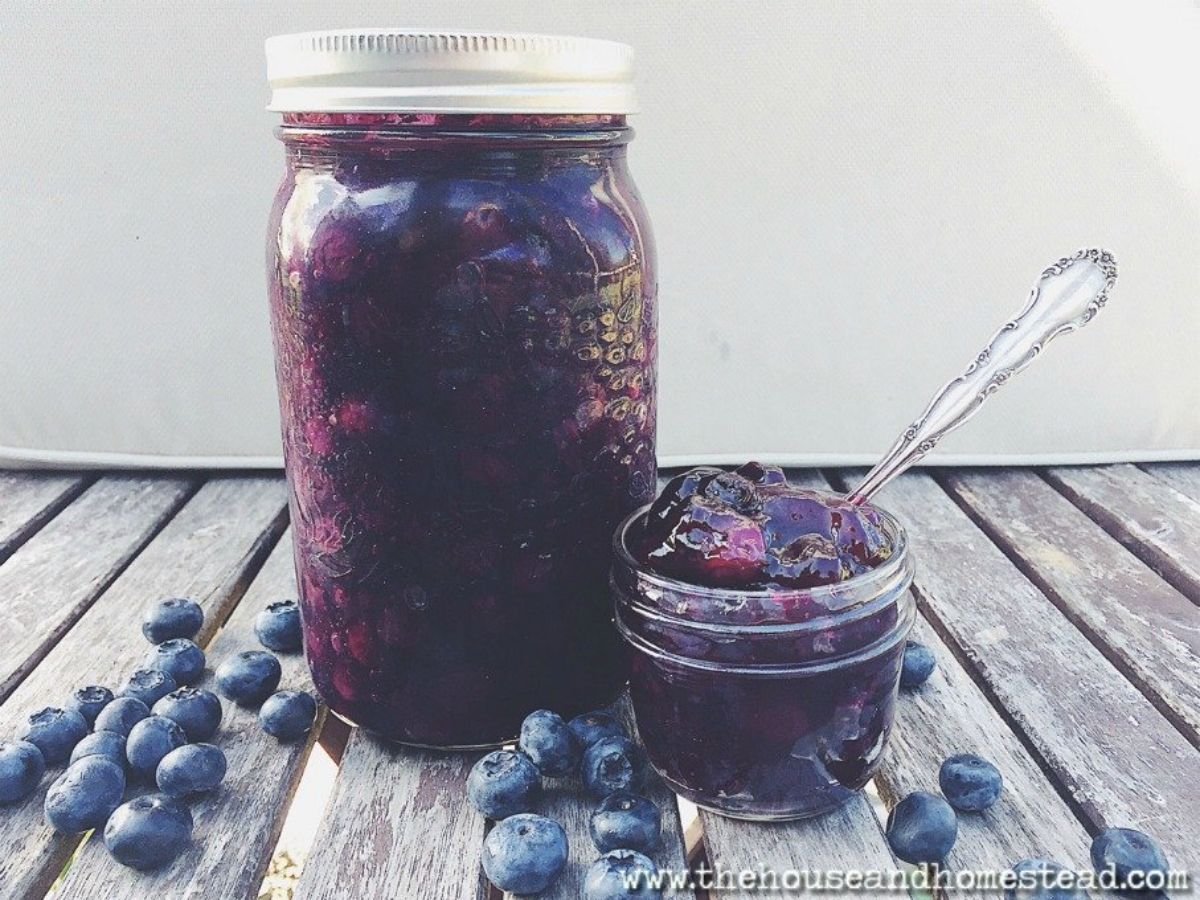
[266,108,656,748]
[613,506,915,820]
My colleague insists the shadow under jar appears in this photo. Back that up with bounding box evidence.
[613,507,915,820]
[265,33,656,748]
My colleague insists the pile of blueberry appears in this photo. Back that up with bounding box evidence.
[893,640,1171,898]
[0,596,317,872]
[468,709,662,899]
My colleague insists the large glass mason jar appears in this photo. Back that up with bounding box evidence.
[264,31,656,747]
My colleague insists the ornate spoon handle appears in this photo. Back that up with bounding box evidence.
[847,247,1118,505]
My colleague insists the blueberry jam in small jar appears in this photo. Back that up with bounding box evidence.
[265,32,655,747]
[613,466,915,820]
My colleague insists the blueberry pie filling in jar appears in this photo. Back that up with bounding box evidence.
[265,32,656,747]
[613,466,916,820]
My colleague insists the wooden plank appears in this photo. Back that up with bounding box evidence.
[944,469,1200,746]
[1044,464,1200,604]
[879,616,1095,875]
[47,527,325,900]
[0,472,89,563]
[699,797,899,899]
[0,476,197,703]
[865,471,1200,875]
[695,467,902,899]
[1140,461,1200,504]
[0,476,288,900]
[293,731,488,900]
[509,700,691,900]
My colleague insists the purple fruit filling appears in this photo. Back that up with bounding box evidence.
[636,463,892,590]
[616,466,913,820]
[268,113,656,747]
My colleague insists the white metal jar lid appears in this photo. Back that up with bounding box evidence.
[265,29,636,115]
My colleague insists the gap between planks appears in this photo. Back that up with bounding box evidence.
[834,469,1200,876]
[0,472,94,565]
[938,469,1200,750]
[809,476,1114,886]
[1043,463,1200,606]
[47,526,327,900]
[291,725,488,900]
[0,476,288,900]
[0,476,202,706]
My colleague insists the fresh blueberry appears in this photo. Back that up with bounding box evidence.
[583,736,646,799]
[467,749,542,819]
[118,668,178,708]
[156,743,227,797]
[519,710,580,777]
[126,716,186,779]
[900,641,937,689]
[44,756,126,833]
[1091,827,1169,895]
[21,707,90,765]
[0,740,45,804]
[1006,859,1088,899]
[481,813,568,894]
[215,650,281,706]
[152,687,222,741]
[590,791,661,854]
[584,849,663,899]
[94,696,151,739]
[259,690,318,741]
[67,685,114,726]
[939,753,1003,812]
[147,638,206,686]
[255,600,303,652]
[69,731,127,769]
[142,597,204,644]
[104,793,193,870]
[886,791,958,863]
[569,711,627,749]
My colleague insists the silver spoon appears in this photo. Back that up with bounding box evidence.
[847,247,1118,505]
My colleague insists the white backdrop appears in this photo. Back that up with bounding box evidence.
[1,0,1197,469]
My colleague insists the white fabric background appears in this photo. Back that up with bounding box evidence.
[1,0,1197,469]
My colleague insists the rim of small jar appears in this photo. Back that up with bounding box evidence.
[611,498,913,634]
[614,591,917,677]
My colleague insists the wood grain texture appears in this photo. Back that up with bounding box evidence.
[879,617,1095,878]
[699,795,900,899]
[0,476,287,900]
[0,476,197,703]
[293,729,488,900]
[0,472,88,563]
[1140,461,1200,504]
[1045,464,1200,604]
[867,472,1200,874]
[507,699,691,899]
[944,469,1200,746]
[48,527,324,900]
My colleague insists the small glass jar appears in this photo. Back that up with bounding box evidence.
[265,32,655,748]
[612,504,915,821]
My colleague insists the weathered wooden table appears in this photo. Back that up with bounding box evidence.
[0,464,1196,899]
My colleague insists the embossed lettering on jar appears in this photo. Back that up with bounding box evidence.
[265,33,656,748]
